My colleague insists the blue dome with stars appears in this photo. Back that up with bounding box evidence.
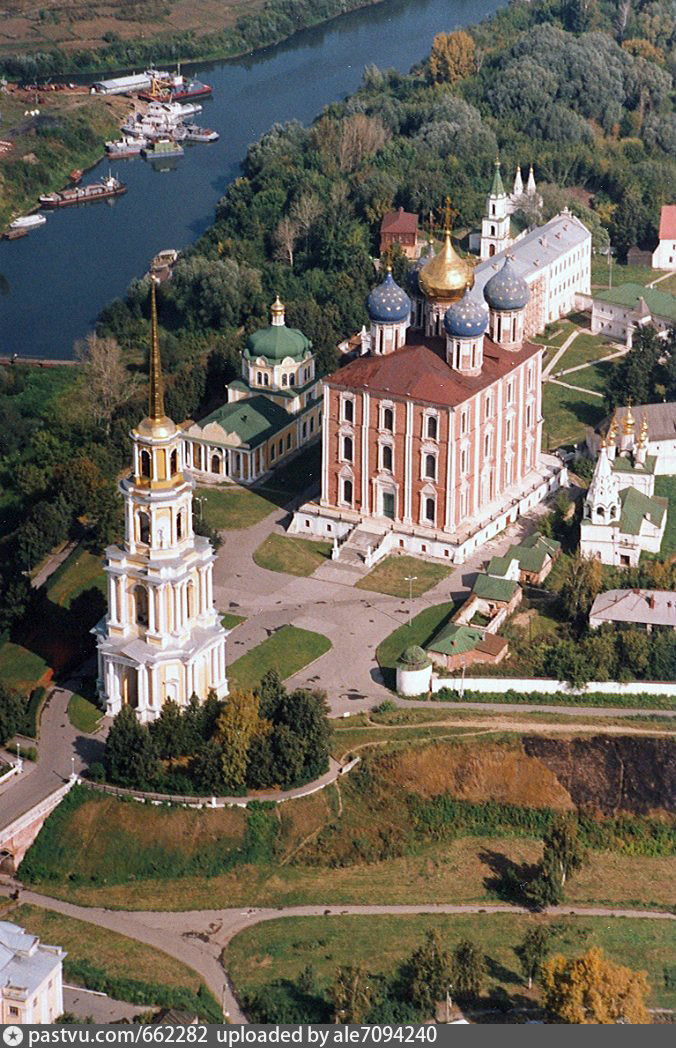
[444,291,489,339]
[367,270,411,323]
[483,257,529,312]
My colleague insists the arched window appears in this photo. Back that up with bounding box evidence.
[382,444,393,471]
[343,398,354,423]
[383,407,394,431]
[343,478,353,504]
[289,373,295,386]
[343,435,353,462]
[140,449,151,479]
[138,512,150,545]
[426,415,438,440]
[424,453,436,481]
[170,449,178,476]
[211,455,221,475]
[282,373,288,387]
[425,497,435,523]
[263,373,270,386]
[489,244,496,258]
[597,506,605,519]
[490,224,496,235]
[134,585,148,627]
[176,511,183,541]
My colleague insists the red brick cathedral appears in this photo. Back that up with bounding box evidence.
[291,218,565,564]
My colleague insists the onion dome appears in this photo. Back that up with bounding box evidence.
[483,256,529,311]
[419,228,474,303]
[444,291,489,339]
[244,297,312,362]
[366,269,411,323]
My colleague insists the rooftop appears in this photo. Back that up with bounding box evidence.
[658,205,676,241]
[595,403,676,443]
[380,207,418,235]
[325,333,540,408]
[590,588,676,628]
[593,283,676,323]
[611,453,657,476]
[192,395,292,448]
[472,573,519,603]
[618,486,667,535]
[0,921,64,998]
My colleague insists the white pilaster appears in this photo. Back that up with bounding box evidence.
[404,400,413,524]
[361,392,370,515]
[472,396,480,514]
[445,409,454,531]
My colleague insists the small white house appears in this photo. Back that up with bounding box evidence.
[590,282,676,347]
[652,205,676,271]
[0,921,65,1024]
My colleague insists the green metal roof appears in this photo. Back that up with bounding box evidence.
[427,622,484,657]
[611,454,657,476]
[486,554,514,577]
[244,322,312,363]
[618,487,667,536]
[594,283,676,323]
[519,533,561,555]
[491,160,505,198]
[472,573,519,603]
[196,395,291,449]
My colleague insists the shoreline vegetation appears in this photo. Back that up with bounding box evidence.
[0,0,391,79]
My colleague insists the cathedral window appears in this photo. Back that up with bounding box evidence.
[460,410,467,435]
[342,477,353,505]
[526,404,533,427]
[424,453,437,481]
[289,373,295,386]
[484,433,491,458]
[282,374,288,387]
[186,581,194,619]
[177,511,183,541]
[134,585,148,627]
[382,444,393,472]
[342,435,353,462]
[507,381,514,404]
[383,407,394,432]
[138,512,150,545]
[211,454,221,475]
[424,497,435,524]
[485,396,491,419]
[140,449,151,479]
[287,433,292,449]
[263,373,270,386]
[343,398,354,423]
[170,449,178,476]
[426,415,438,440]
[506,417,512,442]
[256,371,263,385]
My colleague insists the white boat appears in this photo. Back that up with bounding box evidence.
[106,135,148,157]
[184,124,219,143]
[10,214,47,230]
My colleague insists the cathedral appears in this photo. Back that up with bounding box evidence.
[291,208,566,564]
[94,280,228,722]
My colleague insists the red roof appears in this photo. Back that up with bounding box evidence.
[658,205,676,240]
[325,335,540,408]
[380,207,418,235]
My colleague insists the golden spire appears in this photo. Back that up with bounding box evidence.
[271,294,285,326]
[638,413,649,446]
[419,197,474,303]
[622,401,635,435]
[149,276,164,423]
[607,411,618,444]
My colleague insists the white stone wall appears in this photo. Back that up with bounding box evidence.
[431,675,676,698]
[653,239,676,271]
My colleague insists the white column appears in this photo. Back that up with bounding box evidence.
[445,409,454,531]
[109,574,118,623]
[321,386,330,504]
[472,395,480,515]
[495,381,503,493]
[148,584,156,633]
[106,660,115,706]
[182,581,189,624]
[126,499,135,552]
[404,400,413,524]
[517,364,524,480]
[207,566,213,609]
[117,578,125,626]
[157,584,166,633]
[361,392,370,514]
[137,664,148,713]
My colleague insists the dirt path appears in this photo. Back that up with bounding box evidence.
[340,716,673,737]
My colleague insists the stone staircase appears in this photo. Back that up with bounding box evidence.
[338,525,385,567]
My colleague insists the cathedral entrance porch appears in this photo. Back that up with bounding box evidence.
[291,454,566,566]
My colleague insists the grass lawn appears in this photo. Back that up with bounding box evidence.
[356,555,452,599]
[197,485,273,531]
[253,533,331,577]
[556,334,615,372]
[0,642,50,694]
[566,360,614,394]
[221,612,246,629]
[654,476,676,557]
[591,258,656,289]
[656,272,676,294]
[532,319,576,349]
[376,601,455,690]
[8,903,201,992]
[46,548,106,609]
[225,912,676,1011]
[227,624,331,691]
[67,694,102,734]
[542,383,606,449]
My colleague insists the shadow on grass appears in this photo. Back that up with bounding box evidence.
[480,848,540,909]
[12,586,106,693]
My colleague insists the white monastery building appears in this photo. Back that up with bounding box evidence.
[652,205,676,271]
[588,402,676,476]
[291,207,567,565]
[590,282,676,347]
[476,159,538,260]
[95,280,228,721]
[0,921,64,1025]
[580,409,667,567]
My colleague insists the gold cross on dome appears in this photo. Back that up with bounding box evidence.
[441,196,459,232]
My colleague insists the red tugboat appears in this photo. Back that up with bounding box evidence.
[39,175,126,208]
[139,69,212,103]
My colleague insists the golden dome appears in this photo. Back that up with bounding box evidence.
[134,415,178,440]
[622,403,635,435]
[638,414,649,445]
[419,225,474,303]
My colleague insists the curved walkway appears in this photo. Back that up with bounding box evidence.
[1,888,672,1023]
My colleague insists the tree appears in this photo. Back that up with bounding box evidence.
[0,683,23,746]
[338,114,388,173]
[331,965,372,1023]
[103,705,159,788]
[557,553,602,622]
[428,31,476,84]
[451,939,485,1002]
[273,216,298,267]
[150,699,190,759]
[530,814,587,905]
[540,948,650,1024]
[216,689,269,790]
[406,930,452,1014]
[517,926,552,989]
[75,333,138,437]
[190,739,224,795]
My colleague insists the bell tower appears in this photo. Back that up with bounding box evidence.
[480,158,512,260]
[95,278,228,722]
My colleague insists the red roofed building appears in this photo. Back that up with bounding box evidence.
[380,207,419,259]
[653,205,676,271]
[291,216,566,565]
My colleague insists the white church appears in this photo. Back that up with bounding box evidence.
[477,159,540,260]
[94,280,228,721]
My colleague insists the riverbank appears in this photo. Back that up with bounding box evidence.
[0,91,125,231]
[0,0,387,78]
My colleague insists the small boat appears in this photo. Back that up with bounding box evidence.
[184,124,219,143]
[39,175,126,208]
[141,138,184,159]
[9,213,47,230]
[69,169,83,183]
[106,135,148,157]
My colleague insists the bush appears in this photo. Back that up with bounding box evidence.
[64,959,221,1022]
[22,686,47,739]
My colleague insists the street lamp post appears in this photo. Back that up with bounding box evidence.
[195,495,207,521]
[404,575,417,630]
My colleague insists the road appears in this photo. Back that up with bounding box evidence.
[2,887,672,1023]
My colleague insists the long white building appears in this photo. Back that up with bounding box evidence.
[0,921,65,1025]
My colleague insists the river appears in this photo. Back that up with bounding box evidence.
[0,0,501,361]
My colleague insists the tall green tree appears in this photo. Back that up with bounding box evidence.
[406,930,452,1014]
[332,965,372,1024]
[103,705,159,788]
[451,939,485,1002]
[517,926,552,989]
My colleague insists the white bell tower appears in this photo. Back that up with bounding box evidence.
[480,158,512,260]
[95,279,228,722]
